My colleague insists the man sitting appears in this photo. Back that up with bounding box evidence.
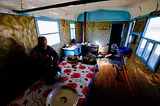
[105,43,120,60]
[30,36,60,84]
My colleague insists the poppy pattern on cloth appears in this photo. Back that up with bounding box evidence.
[59,61,95,98]
[9,61,95,106]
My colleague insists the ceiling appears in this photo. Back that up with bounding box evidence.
[0,0,159,20]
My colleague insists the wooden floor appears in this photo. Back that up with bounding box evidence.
[84,59,133,106]
[84,58,160,106]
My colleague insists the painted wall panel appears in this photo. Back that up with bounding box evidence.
[0,13,38,105]
[76,22,83,43]
[85,22,111,53]
[53,20,71,57]
[0,13,37,55]
[133,17,147,33]
[77,10,130,22]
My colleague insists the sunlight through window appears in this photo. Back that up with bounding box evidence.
[148,44,160,68]
[144,17,160,41]
[136,16,160,71]
[137,39,147,56]
[37,20,60,46]
[70,23,76,39]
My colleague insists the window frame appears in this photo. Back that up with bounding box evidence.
[136,16,160,71]
[70,22,76,40]
[34,17,61,46]
[126,20,136,46]
[131,20,142,37]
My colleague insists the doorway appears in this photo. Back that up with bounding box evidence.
[108,23,123,53]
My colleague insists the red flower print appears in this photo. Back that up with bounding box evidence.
[9,104,20,106]
[82,86,88,95]
[30,82,42,92]
[59,76,68,82]
[86,73,92,78]
[44,54,49,59]
[71,73,81,78]
[42,88,53,97]
[64,68,72,73]
[32,50,39,58]
[60,61,67,66]
[67,82,77,88]
[16,92,24,100]
[79,65,86,70]
[77,98,85,106]
[23,99,28,105]
[90,67,95,72]
[75,62,79,66]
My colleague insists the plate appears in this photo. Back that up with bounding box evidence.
[46,85,79,106]
[65,56,79,63]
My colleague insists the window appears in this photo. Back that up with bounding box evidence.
[148,44,160,68]
[131,20,136,32]
[136,17,160,71]
[70,23,76,39]
[125,20,136,47]
[36,19,60,46]
[129,20,136,43]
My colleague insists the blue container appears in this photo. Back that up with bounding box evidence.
[118,47,132,54]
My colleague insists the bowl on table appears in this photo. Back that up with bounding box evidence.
[65,55,79,63]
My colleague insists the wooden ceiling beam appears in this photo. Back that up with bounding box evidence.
[13,0,109,13]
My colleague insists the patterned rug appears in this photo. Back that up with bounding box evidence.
[9,61,95,106]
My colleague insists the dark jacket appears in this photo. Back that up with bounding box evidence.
[30,45,59,66]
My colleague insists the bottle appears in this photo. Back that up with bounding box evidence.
[80,55,83,61]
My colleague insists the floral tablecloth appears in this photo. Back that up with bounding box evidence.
[9,61,95,106]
